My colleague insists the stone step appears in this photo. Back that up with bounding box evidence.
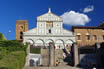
[24,66,81,69]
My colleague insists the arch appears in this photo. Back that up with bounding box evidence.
[65,39,74,53]
[35,39,44,46]
[45,39,54,46]
[26,39,34,45]
[55,39,64,49]
[65,39,74,46]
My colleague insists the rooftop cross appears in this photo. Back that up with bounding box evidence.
[48,8,51,13]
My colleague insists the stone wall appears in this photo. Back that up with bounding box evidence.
[41,48,49,66]
[73,27,104,46]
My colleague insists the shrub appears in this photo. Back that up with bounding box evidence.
[0,40,28,69]
[30,47,40,54]
[0,48,6,59]
[0,40,24,47]
[0,51,26,69]
[0,40,26,52]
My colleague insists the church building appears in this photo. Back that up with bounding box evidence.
[23,8,75,49]
[15,8,76,66]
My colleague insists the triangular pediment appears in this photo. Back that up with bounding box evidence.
[37,9,62,22]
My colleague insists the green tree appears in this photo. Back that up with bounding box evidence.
[0,33,6,40]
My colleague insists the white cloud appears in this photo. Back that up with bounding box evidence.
[83,5,94,13]
[61,11,90,25]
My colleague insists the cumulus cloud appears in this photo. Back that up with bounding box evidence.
[83,5,94,13]
[61,11,90,25]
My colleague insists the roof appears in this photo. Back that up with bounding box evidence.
[72,26,102,31]
[16,20,28,24]
[63,28,72,32]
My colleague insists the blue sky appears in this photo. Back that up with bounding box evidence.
[0,0,104,40]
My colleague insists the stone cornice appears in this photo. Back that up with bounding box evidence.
[24,35,75,37]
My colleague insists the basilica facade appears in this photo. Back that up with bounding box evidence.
[23,8,75,49]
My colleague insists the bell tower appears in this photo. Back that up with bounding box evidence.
[15,20,28,41]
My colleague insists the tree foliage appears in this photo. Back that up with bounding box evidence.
[0,33,6,41]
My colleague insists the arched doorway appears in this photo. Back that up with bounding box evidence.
[65,40,73,54]
[54,39,64,66]
[55,39,64,49]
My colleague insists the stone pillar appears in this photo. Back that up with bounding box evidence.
[24,44,30,67]
[49,42,55,67]
[96,43,101,68]
[73,43,79,66]
[41,48,49,66]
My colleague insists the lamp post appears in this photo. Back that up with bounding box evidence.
[7,30,11,40]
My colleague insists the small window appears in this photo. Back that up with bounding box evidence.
[20,32,23,39]
[87,35,90,40]
[77,35,81,40]
[20,36,23,39]
[46,22,53,28]
[93,35,97,40]
[49,29,51,34]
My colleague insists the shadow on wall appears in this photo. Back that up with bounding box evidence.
[76,43,104,69]
[78,54,96,69]
[96,42,104,69]
[77,45,97,69]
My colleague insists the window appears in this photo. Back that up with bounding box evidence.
[103,35,104,40]
[93,35,97,40]
[46,22,53,28]
[87,35,90,40]
[20,32,23,39]
[49,29,51,34]
[77,35,81,40]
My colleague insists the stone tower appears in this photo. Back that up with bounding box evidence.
[15,20,28,41]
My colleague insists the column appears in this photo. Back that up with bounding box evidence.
[96,43,101,68]
[49,42,55,67]
[73,43,79,66]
